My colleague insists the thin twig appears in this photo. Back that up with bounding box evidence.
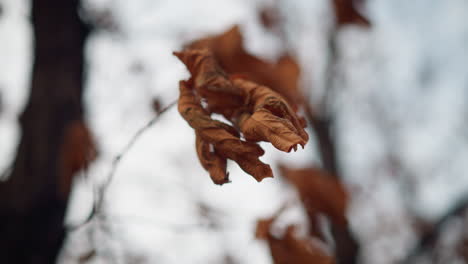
[301,21,340,177]
[401,194,468,264]
[68,100,177,230]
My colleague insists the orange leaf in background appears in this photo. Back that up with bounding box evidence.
[178,80,273,183]
[256,217,335,264]
[188,26,303,108]
[58,120,98,199]
[279,165,349,227]
[274,55,303,108]
[234,78,308,152]
[255,217,276,240]
[332,0,370,27]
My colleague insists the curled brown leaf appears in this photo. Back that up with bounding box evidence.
[174,30,309,182]
[234,78,309,152]
[178,80,272,182]
[188,26,304,108]
[195,133,229,185]
[173,49,244,119]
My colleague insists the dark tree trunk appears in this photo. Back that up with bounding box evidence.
[0,0,89,263]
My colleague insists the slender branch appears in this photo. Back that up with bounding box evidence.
[304,103,338,176]
[269,1,359,262]
[305,23,340,176]
[401,194,468,264]
[68,100,177,230]
[101,100,177,189]
[321,27,360,264]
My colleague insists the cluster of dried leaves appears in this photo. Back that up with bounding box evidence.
[173,23,355,263]
[174,27,308,184]
[189,26,304,110]
[173,0,368,259]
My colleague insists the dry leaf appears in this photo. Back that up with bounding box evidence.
[174,49,308,153]
[256,217,335,264]
[173,48,244,119]
[279,165,349,227]
[174,28,309,183]
[274,55,303,107]
[332,0,370,27]
[195,133,229,185]
[178,80,272,182]
[234,78,308,152]
[58,120,98,199]
[188,26,303,108]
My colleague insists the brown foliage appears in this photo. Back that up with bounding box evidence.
[234,78,308,152]
[195,134,229,185]
[256,216,335,264]
[332,0,370,27]
[174,34,309,183]
[173,21,315,184]
[188,26,303,108]
[279,165,349,227]
[174,48,244,119]
[178,80,272,183]
[58,120,98,199]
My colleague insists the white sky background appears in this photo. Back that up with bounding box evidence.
[1,0,468,263]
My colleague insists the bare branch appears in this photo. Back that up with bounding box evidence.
[68,100,177,231]
[402,194,468,264]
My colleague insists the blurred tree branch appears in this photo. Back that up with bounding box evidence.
[266,0,361,262]
[312,27,359,264]
[402,194,468,263]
